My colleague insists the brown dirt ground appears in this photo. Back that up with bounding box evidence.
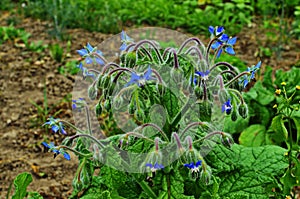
[0,10,300,199]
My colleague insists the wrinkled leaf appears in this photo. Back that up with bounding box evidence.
[239,124,266,146]
[206,144,288,198]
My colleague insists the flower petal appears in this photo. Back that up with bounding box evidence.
[211,41,221,50]
[144,67,152,80]
[63,152,71,160]
[225,46,235,55]
[85,57,93,64]
[254,61,261,69]
[51,125,59,133]
[220,33,229,42]
[86,43,94,52]
[208,26,214,35]
[77,49,88,56]
[216,48,223,58]
[227,37,237,45]
[95,57,104,65]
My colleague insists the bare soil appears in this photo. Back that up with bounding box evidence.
[0,11,299,199]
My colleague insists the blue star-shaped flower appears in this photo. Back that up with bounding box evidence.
[77,43,104,65]
[195,70,210,80]
[145,163,164,172]
[208,26,225,37]
[239,61,261,88]
[120,30,134,51]
[76,63,96,79]
[72,98,85,111]
[212,36,237,58]
[184,160,202,173]
[42,142,70,160]
[221,99,232,114]
[125,67,154,87]
[43,117,67,135]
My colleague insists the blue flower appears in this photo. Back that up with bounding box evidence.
[125,66,154,87]
[212,36,237,58]
[42,142,70,160]
[77,43,104,65]
[77,63,96,79]
[195,70,210,81]
[211,34,228,50]
[209,26,225,37]
[249,61,261,79]
[43,117,67,135]
[146,163,164,172]
[209,26,237,58]
[240,61,261,88]
[72,98,85,111]
[222,99,232,114]
[120,30,134,51]
[184,160,202,173]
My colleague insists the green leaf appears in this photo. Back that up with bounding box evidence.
[206,144,288,198]
[81,190,113,199]
[161,88,180,120]
[223,115,249,134]
[270,115,288,140]
[239,124,266,146]
[253,81,275,105]
[281,168,298,195]
[12,172,33,199]
[291,116,300,143]
[100,166,140,198]
[156,170,195,199]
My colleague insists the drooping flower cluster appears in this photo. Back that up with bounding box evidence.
[41,26,260,190]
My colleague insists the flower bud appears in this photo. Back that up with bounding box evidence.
[104,99,111,110]
[96,76,103,89]
[107,82,116,96]
[231,108,238,121]
[200,165,212,185]
[102,75,111,88]
[199,101,212,122]
[125,52,136,68]
[220,133,234,148]
[238,103,248,119]
[194,86,203,99]
[72,159,93,191]
[88,85,98,100]
[95,102,102,117]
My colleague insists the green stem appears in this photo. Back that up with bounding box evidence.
[224,71,250,87]
[58,145,92,158]
[126,132,155,143]
[193,131,224,144]
[69,134,105,148]
[180,122,208,138]
[287,118,293,169]
[228,88,245,104]
[135,123,169,142]
[58,119,85,134]
[134,177,157,199]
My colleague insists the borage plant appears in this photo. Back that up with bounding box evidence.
[43,27,289,198]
